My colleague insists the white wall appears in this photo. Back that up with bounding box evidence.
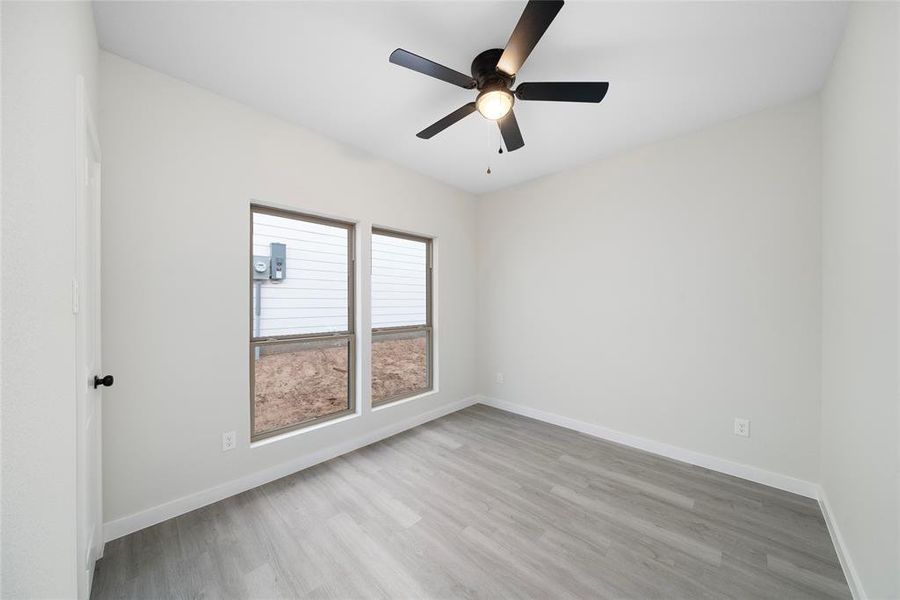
[0,2,98,597]
[477,97,822,484]
[99,52,478,528]
[820,3,900,598]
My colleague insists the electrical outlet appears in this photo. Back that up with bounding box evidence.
[733,418,750,438]
[495,372,504,384]
[222,431,236,451]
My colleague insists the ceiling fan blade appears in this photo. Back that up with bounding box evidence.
[390,48,477,89]
[417,103,478,139]
[498,110,525,152]
[496,0,564,76]
[515,82,609,103]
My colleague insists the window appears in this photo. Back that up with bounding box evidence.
[371,229,433,405]
[250,206,355,440]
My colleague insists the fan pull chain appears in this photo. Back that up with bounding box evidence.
[487,122,506,174]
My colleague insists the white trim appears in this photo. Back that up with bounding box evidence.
[250,412,360,448]
[103,395,480,542]
[372,389,438,412]
[817,486,866,600]
[478,396,819,499]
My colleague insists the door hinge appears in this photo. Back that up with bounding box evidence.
[72,279,80,314]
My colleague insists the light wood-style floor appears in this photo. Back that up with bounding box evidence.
[91,405,850,599]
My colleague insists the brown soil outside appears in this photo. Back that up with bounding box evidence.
[372,336,427,403]
[253,336,427,435]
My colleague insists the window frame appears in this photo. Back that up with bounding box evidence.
[249,204,356,441]
[370,227,433,406]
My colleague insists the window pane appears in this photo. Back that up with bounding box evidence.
[252,337,351,436]
[372,329,429,404]
[371,233,427,328]
[252,211,349,337]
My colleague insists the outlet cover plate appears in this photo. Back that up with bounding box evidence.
[733,418,750,437]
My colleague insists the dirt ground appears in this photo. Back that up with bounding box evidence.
[253,336,427,435]
[372,335,427,403]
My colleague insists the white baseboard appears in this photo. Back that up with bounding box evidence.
[103,394,481,542]
[478,396,819,499]
[817,486,865,600]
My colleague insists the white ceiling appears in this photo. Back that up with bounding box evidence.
[93,1,847,195]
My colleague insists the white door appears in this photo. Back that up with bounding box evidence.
[75,76,104,600]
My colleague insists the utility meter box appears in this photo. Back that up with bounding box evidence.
[269,243,286,281]
[252,256,270,281]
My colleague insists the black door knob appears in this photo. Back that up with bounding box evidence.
[94,375,114,389]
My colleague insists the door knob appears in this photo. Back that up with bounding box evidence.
[93,375,114,389]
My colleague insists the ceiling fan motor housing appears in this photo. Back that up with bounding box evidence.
[471,49,515,90]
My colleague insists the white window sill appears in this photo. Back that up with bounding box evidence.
[250,411,360,448]
[371,388,438,412]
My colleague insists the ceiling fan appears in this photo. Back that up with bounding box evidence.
[389,0,609,152]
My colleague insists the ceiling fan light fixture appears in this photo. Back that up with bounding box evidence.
[476,88,514,120]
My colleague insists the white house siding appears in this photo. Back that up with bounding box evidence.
[371,233,427,328]
[252,212,349,337]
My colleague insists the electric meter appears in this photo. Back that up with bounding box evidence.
[251,256,271,281]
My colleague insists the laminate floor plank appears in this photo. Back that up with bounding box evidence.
[91,406,850,599]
